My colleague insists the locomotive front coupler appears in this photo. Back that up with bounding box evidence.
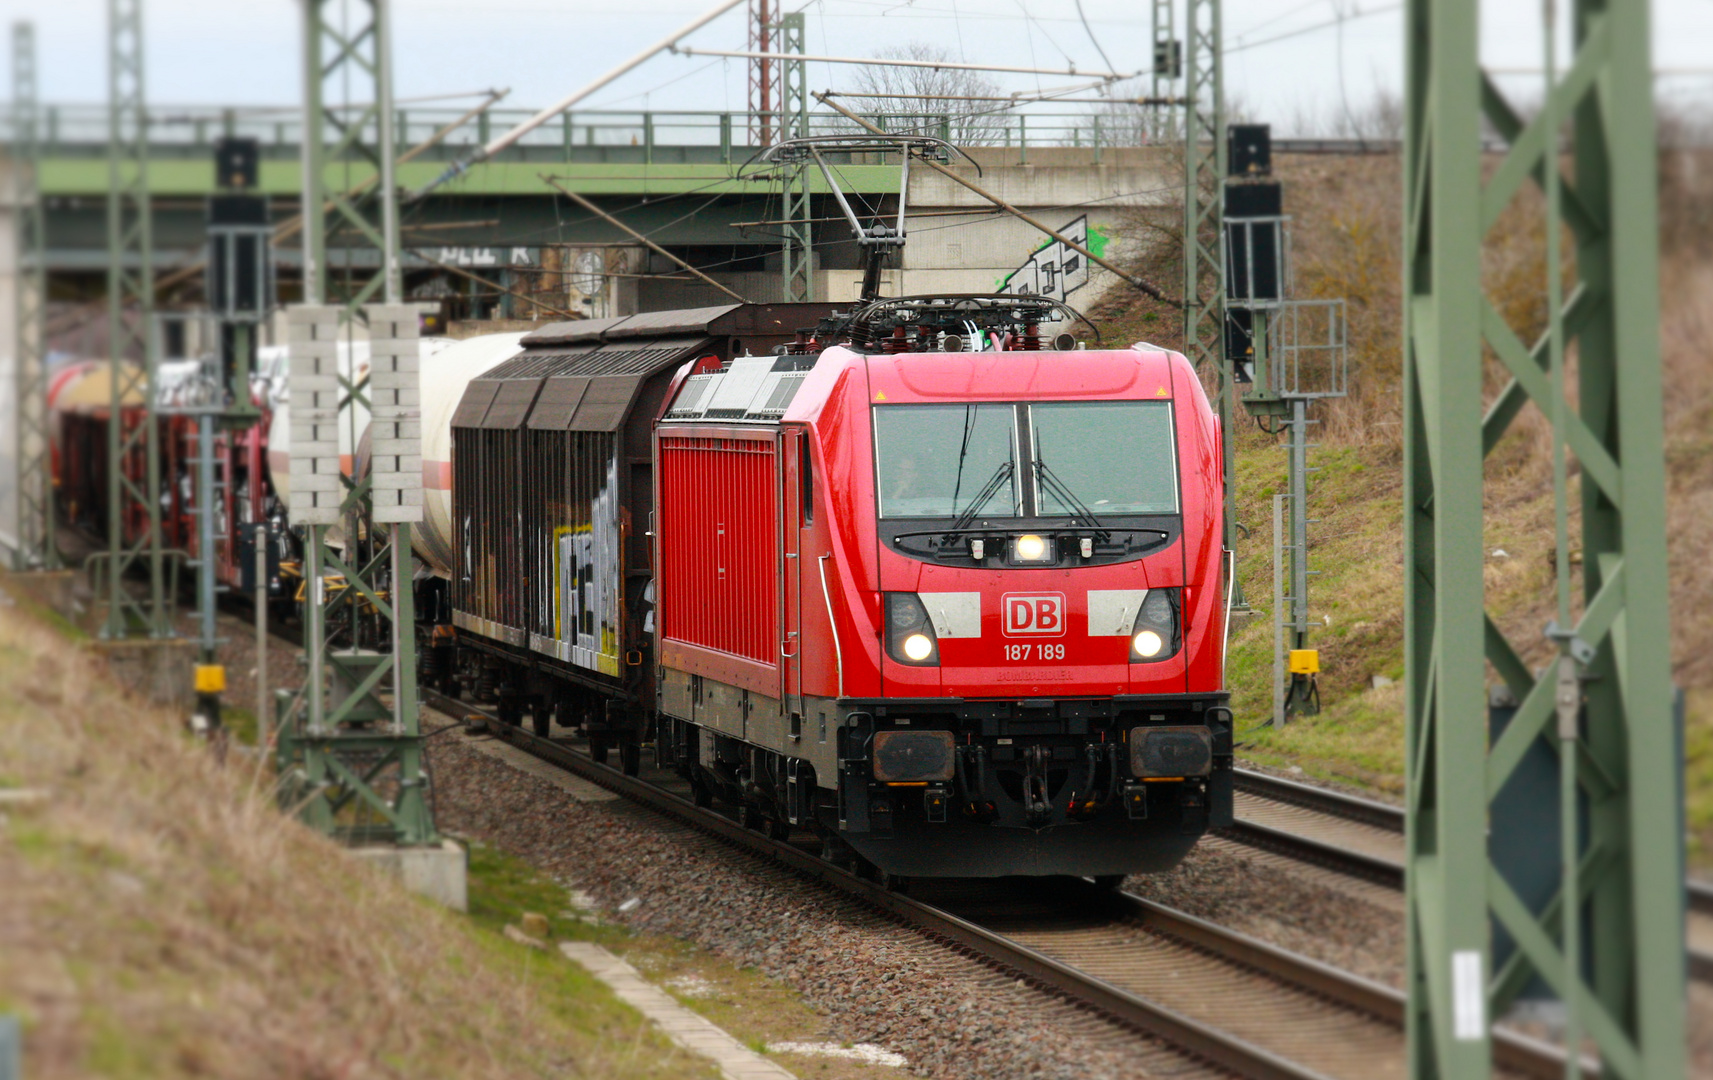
[1021,744,1053,826]
[954,743,996,821]
[1076,742,1123,816]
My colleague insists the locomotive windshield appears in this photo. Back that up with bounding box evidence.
[874,401,1179,520]
[874,403,1019,519]
[1031,401,1179,515]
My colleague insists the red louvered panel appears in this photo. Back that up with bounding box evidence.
[658,434,778,665]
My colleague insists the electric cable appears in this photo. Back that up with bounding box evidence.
[585,57,726,108]
[1009,0,1079,70]
[1074,0,1121,83]
[1226,3,1401,55]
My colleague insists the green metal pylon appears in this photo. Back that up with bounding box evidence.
[1181,0,1242,606]
[10,21,56,572]
[777,10,812,303]
[281,0,436,849]
[1403,0,1684,1074]
[300,0,401,313]
[1150,0,1178,142]
[100,0,169,639]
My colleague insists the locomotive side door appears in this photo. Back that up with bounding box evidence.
[781,427,808,734]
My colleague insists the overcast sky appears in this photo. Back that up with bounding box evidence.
[2,0,1709,134]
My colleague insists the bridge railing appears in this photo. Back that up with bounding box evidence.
[5,103,1162,163]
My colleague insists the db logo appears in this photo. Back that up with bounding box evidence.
[1002,592,1066,636]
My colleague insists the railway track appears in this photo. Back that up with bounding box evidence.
[1227,767,1713,982]
[423,689,1584,1080]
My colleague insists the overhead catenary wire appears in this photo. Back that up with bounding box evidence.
[409,0,748,201]
[671,46,1138,81]
[1226,3,1401,54]
[155,88,506,121]
[587,57,727,109]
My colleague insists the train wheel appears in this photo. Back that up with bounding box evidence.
[738,803,763,831]
[588,735,610,764]
[1091,874,1127,892]
[497,697,521,727]
[691,779,714,808]
[880,872,910,894]
[766,817,791,842]
[530,704,551,739]
[620,740,641,777]
[438,673,462,699]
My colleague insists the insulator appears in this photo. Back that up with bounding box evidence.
[1015,324,1043,351]
[884,326,909,354]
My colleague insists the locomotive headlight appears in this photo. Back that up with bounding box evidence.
[1130,587,1182,663]
[1013,533,1051,563]
[885,593,940,666]
[902,632,935,661]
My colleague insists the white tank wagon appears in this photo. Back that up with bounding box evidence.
[374,331,528,574]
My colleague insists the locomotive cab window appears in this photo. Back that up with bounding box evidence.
[874,402,1178,520]
[1030,401,1179,515]
[874,404,1020,519]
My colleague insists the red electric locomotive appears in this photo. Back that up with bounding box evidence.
[443,295,1231,882]
[653,296,1231,879]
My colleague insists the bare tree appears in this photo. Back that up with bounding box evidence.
[1281,90,1403,142]
[846,44,1012,147]
[1083,77,1161,148]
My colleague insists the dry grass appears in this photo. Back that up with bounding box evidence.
[0,594,707,1080]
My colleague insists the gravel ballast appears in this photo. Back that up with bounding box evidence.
[426,728,1215,1080]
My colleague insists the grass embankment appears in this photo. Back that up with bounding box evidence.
[0,594,711,1080]
[1097,150,1713,857]
[468,840,892,1078]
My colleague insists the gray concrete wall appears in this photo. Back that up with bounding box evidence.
[899,147,1177,314]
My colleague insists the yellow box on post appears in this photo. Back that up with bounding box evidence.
[1288,649,1320,675]
[194,664,227,695]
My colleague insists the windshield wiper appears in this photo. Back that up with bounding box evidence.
[945,459,1015,536]
[949,404,976,514]
[1032,457,1110,541]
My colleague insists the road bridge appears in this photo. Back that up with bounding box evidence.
[11,103,1173,329]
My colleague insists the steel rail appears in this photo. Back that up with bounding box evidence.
[1102,892,1584,1080]
[424,690,1581,1080]
[253,592,1711,989]
[1234,767,1405,833]
[1216,818,1404,889]
[1232,767,1713,981]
